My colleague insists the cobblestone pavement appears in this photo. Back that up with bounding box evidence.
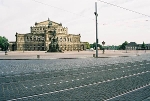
[0,53,150,101]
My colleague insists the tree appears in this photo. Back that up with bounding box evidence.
[0,36,9,51]
[141,41,146,50]
[85,42,90,49]
[90,42,102,50]
[119,41,128,50]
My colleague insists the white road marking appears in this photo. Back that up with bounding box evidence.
[8,71,150,101]
[104,83,150,101]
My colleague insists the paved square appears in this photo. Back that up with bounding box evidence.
[0,51,150,101]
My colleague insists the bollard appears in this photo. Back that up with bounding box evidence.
[37,55,40,59]
[5,51,7,55]
[93,54,95,57]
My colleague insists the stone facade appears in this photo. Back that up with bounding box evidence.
[9,19,86,51]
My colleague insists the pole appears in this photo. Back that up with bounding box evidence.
[94,2,98,58]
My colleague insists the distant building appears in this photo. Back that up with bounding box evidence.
[126,42,150,50]
[126,42,137,50]
[9,18,86,51]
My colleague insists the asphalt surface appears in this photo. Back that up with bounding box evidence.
[0,54,150,101]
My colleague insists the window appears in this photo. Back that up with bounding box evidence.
[64,38,66,42]
[68,38,69,42]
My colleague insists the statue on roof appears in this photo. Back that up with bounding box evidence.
[48,19,52,28]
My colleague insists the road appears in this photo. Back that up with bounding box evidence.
[0,54,150,101]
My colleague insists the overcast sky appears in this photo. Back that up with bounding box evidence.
[0,0,150,45]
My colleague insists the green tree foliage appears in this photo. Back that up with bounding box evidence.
[90,42,102,50]
[118,41,128,50]
[85,42,90,49]
[141,41,146,49]
[0,36,9,51]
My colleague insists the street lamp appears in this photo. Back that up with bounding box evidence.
[136,45,139,55]
[102,41,105,54]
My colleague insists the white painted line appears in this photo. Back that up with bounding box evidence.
[66,81,68,82]
[38,94,43,96]
[33,95,38,97]
[75,87,78,88]
[44,93,49,95]
[104,83,150,101]
[8,71,150,101]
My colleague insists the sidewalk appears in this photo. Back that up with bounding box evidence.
[0,50,149,60]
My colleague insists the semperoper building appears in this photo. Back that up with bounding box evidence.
[9,18,86,51]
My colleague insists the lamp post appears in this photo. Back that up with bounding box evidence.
[125,46,127,53]
[94,2,98,58]
[102,41,105,54]
[136,45,139,55]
